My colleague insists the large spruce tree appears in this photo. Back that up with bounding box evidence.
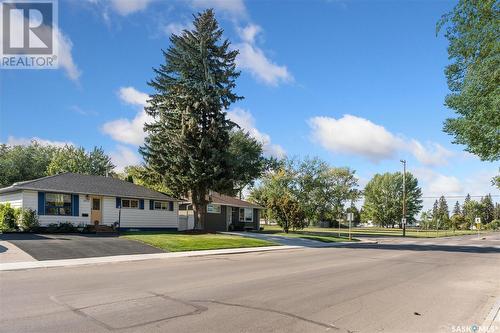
[141,10,242,229]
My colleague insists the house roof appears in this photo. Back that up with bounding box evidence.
[182,192,263,209]
[0,173,178,201]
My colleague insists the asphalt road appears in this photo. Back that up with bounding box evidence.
[1,234,499,333]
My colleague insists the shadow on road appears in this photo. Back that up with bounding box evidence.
[336,242,500,254]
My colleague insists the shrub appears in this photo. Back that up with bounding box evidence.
[485,219,500,231]
[45,223,60,233]
[0,203,20,232]
[57,222,76,233]
[44,222,77,233]
[17,209,40,232]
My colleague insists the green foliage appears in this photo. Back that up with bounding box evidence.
[434,196,450,227]
[346,204,361,226]
[0,203,20,232]
[228,130,266,195]
[259,169,307,233]
[250,157,360,231]
[47,146,115,176]
[45,222,76,233]
[141,10,243,229]
[480,194,495,223]
[0,142,57,186]
[437,0,500,161]
[17,209,39,232]
[296,157,360,224]
[362,172,423,227]
[485,219,500,230]
[121,165,173,194]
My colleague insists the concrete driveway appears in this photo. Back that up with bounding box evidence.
[0,233,163,260]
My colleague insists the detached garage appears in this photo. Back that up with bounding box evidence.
[0,173,180,230]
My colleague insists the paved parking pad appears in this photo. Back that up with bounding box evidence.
[0,233,163,260]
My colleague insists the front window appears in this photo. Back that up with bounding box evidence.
[122,198,139,209]
[239,208,253,222]
[154,201,169,210]
[207,203,221,214]
[45,193,72,215]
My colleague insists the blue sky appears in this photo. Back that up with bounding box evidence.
[1,0,498,209]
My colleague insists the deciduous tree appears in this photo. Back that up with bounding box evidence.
[437,0,500,161]
[362,172,423,227]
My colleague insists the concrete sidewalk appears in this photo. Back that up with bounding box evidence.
[0,245,301,271]
[222,231,376,247]
[0,240,36,263]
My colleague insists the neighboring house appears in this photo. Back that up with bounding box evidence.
[179,192,262,232]
[0,173,180,230]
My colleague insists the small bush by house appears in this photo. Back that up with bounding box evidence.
[17,209,40,232]
[0,203,20,232]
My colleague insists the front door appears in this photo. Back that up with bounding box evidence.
[90,196,102,225]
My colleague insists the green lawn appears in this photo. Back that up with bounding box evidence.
[121,231,278,252]
[260,224,483,238]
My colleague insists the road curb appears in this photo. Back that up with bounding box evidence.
[481,298,500,333]
[0,245,302,272]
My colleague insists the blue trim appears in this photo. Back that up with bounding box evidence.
[116,197,121,208]
[139,199,144,210]
[72,194,79,216]
[149,200,154,210]
[118,227,178,232]
[37,192,45,215]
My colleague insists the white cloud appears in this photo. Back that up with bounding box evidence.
[110,145,141,171]
[118,86,149,107]
[413,167,500,211]
[102,87,151,146]
[102,111,151,146]
[309,114,455,166]
[414,168,463,197]
[55,27,81,81]
[109,0,152,15]
[227,107,286,158]
[235,24,293,86]
[190,0,247,18]
[309,115,403,162]
[237,24,262,43]
[408,140,454,167]
[163,22,192,36]
[6,136,73,147]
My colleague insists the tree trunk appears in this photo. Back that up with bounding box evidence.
[192,190,208,231]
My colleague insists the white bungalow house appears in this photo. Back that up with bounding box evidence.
[0,173,180,230]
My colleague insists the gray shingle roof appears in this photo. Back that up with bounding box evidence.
[181,192,262,209]
[0,173,178,201]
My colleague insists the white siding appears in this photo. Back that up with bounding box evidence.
[23,190,91,226]
[3,190,179,228]
[102,197,179,229]
[0,191,23,209]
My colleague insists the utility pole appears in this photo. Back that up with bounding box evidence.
[400,159,407,237]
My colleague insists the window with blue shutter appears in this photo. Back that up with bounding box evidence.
[169,201,174,211]
[139,199,144,210]
[72,194,79,216]
[116,197,121,208]
[37,192,45,215]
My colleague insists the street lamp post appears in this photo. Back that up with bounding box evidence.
[400,159,407,237]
